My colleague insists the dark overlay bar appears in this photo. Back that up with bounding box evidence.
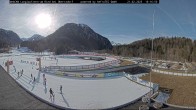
[10,0,159,4]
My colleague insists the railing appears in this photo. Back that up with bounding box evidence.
[124,73,159,92]
[165,103,196,109]
[42,70,125,78]
[151,97,196,109]
[41,60,120,72]
[152,69,196,76]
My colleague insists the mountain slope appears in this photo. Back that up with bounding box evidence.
[21,34,44,41]
[21,38,28,41]
[21,23,112,54]
[28,34,44,41]
[0,28,22,48]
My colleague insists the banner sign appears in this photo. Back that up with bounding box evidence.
[55,71,64,76]
[104,72,123,78]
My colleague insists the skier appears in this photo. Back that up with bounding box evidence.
[49,88,54,100]
[13,66,16,72]
[21,70,23,76]
[43,74,45,85]
[44,77,47,86]
[43,73,45,79]
[31,73,33,80]
[60,85,62,94]
[17,72,19,77]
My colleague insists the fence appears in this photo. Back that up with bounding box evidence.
[152,69,196,76]
[165,103,196,109]
[41,64,139,79]
[44,70,125,79]
[125,73,159,92]
[151,98,196,109]
[41,60,120,72]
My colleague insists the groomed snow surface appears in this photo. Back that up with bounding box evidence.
[0,52,150,109]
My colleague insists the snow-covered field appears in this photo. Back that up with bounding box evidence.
[0,50,150,109]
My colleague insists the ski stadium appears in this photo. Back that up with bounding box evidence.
[0,49,158,109]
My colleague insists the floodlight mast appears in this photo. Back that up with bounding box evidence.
[149,10,155,106]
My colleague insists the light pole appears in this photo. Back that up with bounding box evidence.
[148,10,155,107]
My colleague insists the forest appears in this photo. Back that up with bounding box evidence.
[111,37,196,62]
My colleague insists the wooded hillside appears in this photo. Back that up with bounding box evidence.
[112,37,196,62]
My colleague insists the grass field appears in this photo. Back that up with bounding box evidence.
[141,72,196,106]
[120,60,134,66]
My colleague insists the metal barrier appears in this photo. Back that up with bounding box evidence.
[165,103,196,109]
[124,73,159,92]
[42,69,125,78]
[152,69,196,76]
[41,60,120,72]
[151,98,196,109]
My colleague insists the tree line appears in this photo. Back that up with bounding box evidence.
[111,37,196,62]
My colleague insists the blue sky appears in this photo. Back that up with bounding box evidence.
[0,0,196,44]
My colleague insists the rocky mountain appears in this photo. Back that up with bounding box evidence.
[28,34,44,41]
[111,41,122,46]
[21,34,44,41]
[21,23,112,54]
[0,28,22,48]
[21,38,28,41]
